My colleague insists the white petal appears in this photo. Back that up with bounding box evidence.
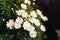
[33,19,40,26]
[30,11,37,18]
[29,31,37,38]
[29,26,35,31]
[40,25,46,32]
[16,9,21,16]
[23,21,32,31]
[28,17,35,23]
[6,19,14,29]
[36,9,42,16]
[21,3,27,9]
[36,9,48,21]
[41,16,48,21]
[22,12,28,18]
[29,18,40,26]
[21,10,28,18]
[14,22,21,29]
[24,0,31,5]
[20,10,26,13]
[6,22,9,27]
[27,1,31,5]
[15,17,23,24]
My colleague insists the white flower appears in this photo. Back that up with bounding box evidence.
[33,19,40,26]
[21,3,27,9]
[41,16,48,21]
[36,9,42,16]
[27,15,31,18]
[21,10,28,18]
[30,11,37,18]
[36,9,48,21]
[24,0,31,5]
[16,9,21,16]
[22,12,28,18]
[15,17,23,24]
[23,21,31,31]
[23,21,34,31]
[6,19,14,29]
[29,18,40,26]
[14,22,21,29]
[28,17,35,23]
[40,25,46,32]
[29,31,37,38]
[29,26,35,31]
[20,10,25,13]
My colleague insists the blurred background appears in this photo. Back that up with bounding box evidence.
[36,0,60,40]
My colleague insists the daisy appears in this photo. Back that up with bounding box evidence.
[23,21,32,31]
[23,21,31,31]
[23,21,35,31]
[28,17,35,23]
[30,11,37,18]
[16,9,21,16]
[15,17,23,24]
[41,16,48,21]
[6,19,14,29]
[21,3,27,9]
[20,10,26,13]
[14,22,21,29]
[33,18,40,26]
[40,25,46,32]
[36,9,42,16]
[21,10,28,18]
[36,9,48,21]
[24,0,31,5]
[29,31,37,38]
[29,26,35,31]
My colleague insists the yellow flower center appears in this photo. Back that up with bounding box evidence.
[15,23,20,27]
[18,20,21,22]
[31,32,34,35]
[9,22,14,27]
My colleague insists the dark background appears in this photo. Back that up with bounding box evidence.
[36,0,60,40]
[36,0,60,29]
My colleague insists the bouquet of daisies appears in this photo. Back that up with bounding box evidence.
[0,0,48,40]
